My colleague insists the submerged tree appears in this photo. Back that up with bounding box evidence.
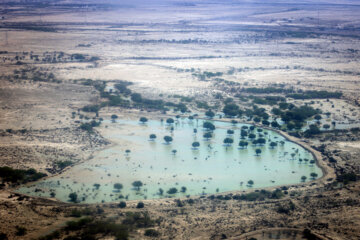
[164,136,173,144]
[149,134,157,140]
[227,129,234,135]
[255,148,262,156]
[203,132,212,140]
[192,142,200,149]
[69,192,78,203]
[269,142,278,149]
[223,138,234,146]
[113,183,123,192]
[167,187,178,194]
[132,181,143,190]
[310,172,318,179]
[166,118,174,124]
[205,109,215,118]
[203,122,215,131]
[139,117,148,124]
[239,141,248,149]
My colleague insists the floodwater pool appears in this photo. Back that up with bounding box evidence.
[17,118,322,203]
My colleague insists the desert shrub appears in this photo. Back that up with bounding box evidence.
[118,201,127,208]
[144,229,160,237]
[15,226,26,236]
[122,212,153,228]
[0,166,47,184]
[55,161,72,170]
[82,105,100,113]
[136,202,144,208]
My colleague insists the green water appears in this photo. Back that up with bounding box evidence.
[17,118,322,203]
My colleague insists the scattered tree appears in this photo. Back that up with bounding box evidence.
[203,122,215,131]
[139,117,148,123]
[167,187,178,194]
[310,172,318,179]
[227,129,234,135]
[270,142,278,149]
[69,192,78,203]
[113,183,123,192]
[132,181,143,190]
[164,136,173,144]
[223,138,234,146]
[239,141,248,149]
[255,149,262,156]
[136,202,144,208]
[192,141,200,149]
[301,176,307,182]
[149,134,157,140]
[205,110,215,118]
[203,132,212,140]
[118,201,126,208]
[166,118,174,124]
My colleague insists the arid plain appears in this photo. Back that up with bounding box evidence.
[0,1,360,239]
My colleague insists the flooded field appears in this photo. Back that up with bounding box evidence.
[17,118,322,203]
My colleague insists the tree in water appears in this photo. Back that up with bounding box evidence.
[227,129,234,135]
[139,117,148,124]
[255,148,262,156]
[167,187,178,194]
[166,118,174,124]
[239,141,248,149]
[223,137,234,146]
[69,192,78,203]
[164,136,173,144]
[192,142,200,149]
[310,172,318,179]
[132,181,143,190]
[111,114,118,122]
[203,122,216,131]
[205,109,215,118]
[203,132,212,140]
[149,134,157,140]
[270,142,278,149]
[113,183,123,192]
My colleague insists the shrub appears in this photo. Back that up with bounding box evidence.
[15,226,26,236]
[118,201,127,208]
[136,202,144,208]
[144,229,160,237]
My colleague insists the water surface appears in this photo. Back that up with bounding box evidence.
[17,118,322,203]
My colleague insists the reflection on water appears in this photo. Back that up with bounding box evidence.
[17,118,322,203]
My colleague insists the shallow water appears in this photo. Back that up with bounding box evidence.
[17,118,322,203]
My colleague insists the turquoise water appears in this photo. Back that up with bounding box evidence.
[17,118,322,203]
